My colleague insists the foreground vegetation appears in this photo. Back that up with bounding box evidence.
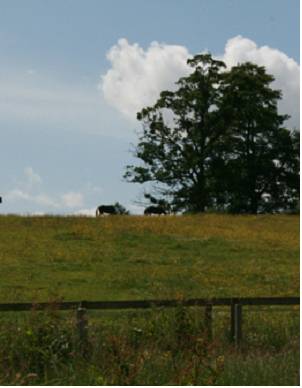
[0,305,299,385]
[0,214,299,385]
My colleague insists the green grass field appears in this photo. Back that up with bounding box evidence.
[0,214,299,385]
[0,214,299,302]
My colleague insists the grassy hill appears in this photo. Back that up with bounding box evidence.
[0,214,299,385]
[0,214,299,302]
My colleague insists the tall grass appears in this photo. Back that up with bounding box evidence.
[0,305,299,385]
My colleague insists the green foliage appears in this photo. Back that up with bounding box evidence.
[0,311,74,383]
[126,54,228,212]
[0,307,299,385]
[219,63,299,214]
[125,54,299,214]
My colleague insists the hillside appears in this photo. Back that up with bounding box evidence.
[0,214,299,303]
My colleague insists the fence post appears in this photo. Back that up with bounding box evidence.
[230,299,235,342]
[234,303,242,346]
[76,303,88,354]
[204,303,213,341]
[230,299,242,346]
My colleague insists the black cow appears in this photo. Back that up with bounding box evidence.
[144,205,167,215]
[96,205,117,216]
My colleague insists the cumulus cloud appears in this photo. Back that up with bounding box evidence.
[101,36,299,128]
[101,38,191,119]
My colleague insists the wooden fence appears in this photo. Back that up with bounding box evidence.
[0,296,299,347]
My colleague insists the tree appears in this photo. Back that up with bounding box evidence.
[124,54,230,212]
[125,55,299,213]
[220,63,299,213]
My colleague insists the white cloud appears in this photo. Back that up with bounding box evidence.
[6,188,85,210]
[61,192,84,208]
[6,189,58,208]
[101,38,191,119]
[6,189,31,202]
[5,168,85,211]
[101,36,299,128]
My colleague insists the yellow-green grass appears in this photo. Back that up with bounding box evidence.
[0,214,299,303]
[0,214,299,385]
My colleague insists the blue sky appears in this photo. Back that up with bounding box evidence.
[0,0,299,215]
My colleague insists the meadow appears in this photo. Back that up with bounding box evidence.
[0,214,299,385]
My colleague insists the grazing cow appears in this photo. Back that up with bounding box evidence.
[144,205,167,215]
[96,205,117,216]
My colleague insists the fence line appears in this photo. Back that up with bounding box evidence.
[0,296,299,348]
[0,296,299,312]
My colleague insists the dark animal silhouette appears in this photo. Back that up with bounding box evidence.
[144,205,167,215]
[96,205,117,216]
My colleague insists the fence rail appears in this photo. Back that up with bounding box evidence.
[0,296,299,348]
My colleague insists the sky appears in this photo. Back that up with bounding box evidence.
[0,0,300,215]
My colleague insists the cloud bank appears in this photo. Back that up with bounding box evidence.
[3,167,139,215]
[101,36,299,129]
[5,167,86,212]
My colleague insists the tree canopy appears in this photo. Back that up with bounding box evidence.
[125,54,299,214]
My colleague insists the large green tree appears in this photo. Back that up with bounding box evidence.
[125,54,230,212]
[125,54,299,213]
